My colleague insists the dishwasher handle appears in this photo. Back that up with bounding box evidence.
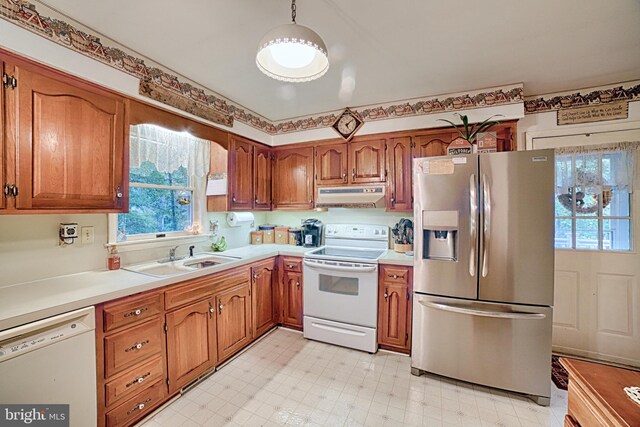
[0,307,95,362]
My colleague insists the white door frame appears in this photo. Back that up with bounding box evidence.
[525,120,640,367]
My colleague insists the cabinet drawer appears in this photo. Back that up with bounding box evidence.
[104,320,163,377]
[282,257,302,272]
[382,266,410,284]
[105,356,164,408]
[106,380,165,427]
[165,266,250,310]
[104,293,162,332]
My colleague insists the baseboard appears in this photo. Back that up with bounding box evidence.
[553,345,640,370]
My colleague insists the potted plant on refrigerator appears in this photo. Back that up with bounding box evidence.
[438,113,502,143]
[391,218,414,253]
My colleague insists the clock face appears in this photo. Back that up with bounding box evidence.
[332,109,363,141]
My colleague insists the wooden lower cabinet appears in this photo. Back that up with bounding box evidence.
[96,290,167,427]
[377,265,413,353]
[165,298,217,394]
[282,269,303,329]
[251,258,277,338]
[216,282,252,362]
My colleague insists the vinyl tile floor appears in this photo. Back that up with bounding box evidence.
[140,328,568,427]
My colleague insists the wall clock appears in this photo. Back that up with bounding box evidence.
[332,108,364,141]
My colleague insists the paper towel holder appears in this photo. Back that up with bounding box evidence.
[226,212,255,228]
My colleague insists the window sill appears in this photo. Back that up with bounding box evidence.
[105,233,214,253]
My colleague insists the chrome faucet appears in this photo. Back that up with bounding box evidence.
[169,245,179,262]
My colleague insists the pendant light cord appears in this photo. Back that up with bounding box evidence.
[291,0,296,23]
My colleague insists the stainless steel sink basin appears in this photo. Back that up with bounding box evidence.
[124,254,241,277]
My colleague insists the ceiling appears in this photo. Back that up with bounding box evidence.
[40,0,640,122]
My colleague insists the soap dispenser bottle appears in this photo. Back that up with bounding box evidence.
[108,247,121,270]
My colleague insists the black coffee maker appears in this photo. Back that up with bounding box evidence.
[301,219,323,247]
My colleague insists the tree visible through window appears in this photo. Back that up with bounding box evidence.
[118,161,193,237]
[115,124,210,241]
[554,146,635,251]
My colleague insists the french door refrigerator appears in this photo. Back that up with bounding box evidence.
[411,149,555,405]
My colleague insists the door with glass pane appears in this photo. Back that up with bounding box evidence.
[532,133,640,367]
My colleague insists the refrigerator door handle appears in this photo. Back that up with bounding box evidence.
[482,173,491,277]
[469,173,477,277]
[418,300,546,320]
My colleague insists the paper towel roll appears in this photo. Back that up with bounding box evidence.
[226,212,255,227]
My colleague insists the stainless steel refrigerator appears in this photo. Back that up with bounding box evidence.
[411,149,555,405]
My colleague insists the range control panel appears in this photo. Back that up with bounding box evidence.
[324,224,388,241]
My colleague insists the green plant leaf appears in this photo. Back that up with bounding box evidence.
[438,118,467,140]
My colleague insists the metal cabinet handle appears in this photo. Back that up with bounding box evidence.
[384,290,388,301]
[254,196,258,204]
[11,185,18,197]
[219,303,224,314]
[209,301,214,318]
[127,398,151,415]
[296,281,300,288]
[287,264,295,269]
[124,307,147,318]
[232,194,236,203]
[126,371,151,388]
[342,171,347,183]
[3,185,9,197]
[469,173,477,277]
[125,340,149,352]
[309,199,313,205]
[352,168,356,180]
[115,186,123,199]
[390,192,395,206]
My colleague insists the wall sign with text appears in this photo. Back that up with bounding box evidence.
[557,101,629,125]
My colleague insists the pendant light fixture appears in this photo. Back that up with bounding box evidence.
[256,0,329,82]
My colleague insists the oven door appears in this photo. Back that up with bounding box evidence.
[303,258,379,328]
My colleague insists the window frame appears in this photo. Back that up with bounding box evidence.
[554,151,633,252]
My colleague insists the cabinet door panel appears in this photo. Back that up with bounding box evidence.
[272,147,314,209]
[15,63,125,210]
[217,282,252,361]
[253,145,272,210]
[229,137,253,210]
[315,143,347,185]
[378,265,412,352]
[413,132,456,158]
[349,138,385,183]
[252,259,277,338]
[282,270,303,328]
[386,136,412,211]
[166,299,216,393]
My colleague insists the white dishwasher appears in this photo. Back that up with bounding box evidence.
[0,307,97,426]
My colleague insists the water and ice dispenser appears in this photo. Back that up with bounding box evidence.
[421,210,458,261]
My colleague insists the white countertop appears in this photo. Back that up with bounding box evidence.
[0,244,413,332]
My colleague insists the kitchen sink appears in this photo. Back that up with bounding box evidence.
[124,254,241,277]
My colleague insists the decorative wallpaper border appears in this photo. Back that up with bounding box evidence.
[1,0,524,136]
[524,81,640,114]
[272,84,524,134]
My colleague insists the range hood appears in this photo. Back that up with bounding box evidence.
[316,185,386,208]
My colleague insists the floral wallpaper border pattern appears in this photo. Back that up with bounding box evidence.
[8,1,635,136]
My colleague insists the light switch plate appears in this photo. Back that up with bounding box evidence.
[81,226,95,244]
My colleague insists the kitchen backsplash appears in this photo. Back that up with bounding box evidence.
[0,209,410,286]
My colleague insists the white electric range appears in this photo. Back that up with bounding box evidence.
[303,224,389,352]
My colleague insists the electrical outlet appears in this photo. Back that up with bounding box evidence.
[81,226,95,244]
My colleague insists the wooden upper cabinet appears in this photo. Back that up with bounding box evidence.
[272,146,314,210]
[253,145,272,210]
[228,136,253,210]
[315,143,348,185]
[216,282,252,362]
[251,258,277,338]
[9,60,126,211]
[165,298,217,394]
[349,137,385,183]
[413,132,457,158]
[386,136,413,212]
